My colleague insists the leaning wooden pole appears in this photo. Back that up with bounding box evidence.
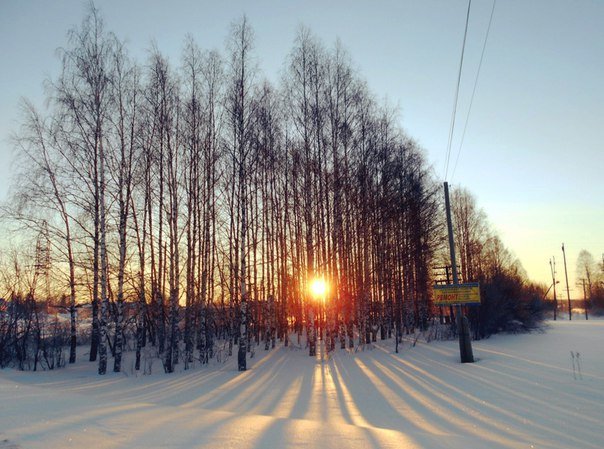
[561,243,572,321]
[444,182,474,363]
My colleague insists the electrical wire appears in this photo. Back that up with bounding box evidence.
[444,0,473,181]
[451,0,497,182]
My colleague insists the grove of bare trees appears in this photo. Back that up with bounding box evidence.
[0,7,544,372]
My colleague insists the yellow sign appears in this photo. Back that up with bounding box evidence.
[434,282,481,306]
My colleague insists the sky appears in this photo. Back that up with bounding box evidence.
[0,0,602,294]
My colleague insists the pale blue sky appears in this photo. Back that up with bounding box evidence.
[1,0,603,292]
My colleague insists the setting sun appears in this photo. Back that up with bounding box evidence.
[309,278,328,299]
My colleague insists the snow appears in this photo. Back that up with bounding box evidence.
[1,320,603,449]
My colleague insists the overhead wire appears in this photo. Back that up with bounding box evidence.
[451,0,497,182]
[444,0,473,181]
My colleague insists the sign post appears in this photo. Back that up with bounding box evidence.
[434,282,481,306]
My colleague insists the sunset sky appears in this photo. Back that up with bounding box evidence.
[1,0,602,294]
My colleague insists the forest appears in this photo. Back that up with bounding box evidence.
[0,7,546,374]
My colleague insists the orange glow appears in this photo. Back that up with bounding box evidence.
[309,278,328,299]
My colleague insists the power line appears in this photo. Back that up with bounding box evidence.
[451,0,497,182]
[444,0,473,181]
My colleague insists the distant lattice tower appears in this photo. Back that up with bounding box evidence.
[34,220,51,300]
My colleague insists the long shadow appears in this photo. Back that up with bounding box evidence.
[330,352,446,436]
[379,346,603,448]
[189,348,293,412]
[358,343,579,447]
[327,358,357,426]
[221,349,301,416]
[10,401,154,445]
[368,355,531,446]
[287,354,317,420]
[181,345,288,410]
[400,345,604,430]
[250,412,409,449]
[380,338,604,428]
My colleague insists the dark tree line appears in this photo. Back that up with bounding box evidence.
[0,7,542,372]
[447,188,545,337]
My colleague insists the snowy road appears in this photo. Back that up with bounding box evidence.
[1,320,603,449]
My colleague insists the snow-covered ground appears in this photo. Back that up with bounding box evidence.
[1,320,603,449]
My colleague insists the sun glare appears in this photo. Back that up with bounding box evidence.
[309,278,328,299]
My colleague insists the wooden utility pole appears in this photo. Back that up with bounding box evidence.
[550,258,557,321]
[444,182,474,363]
[562,243,572,320]
[580,278,589,320]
